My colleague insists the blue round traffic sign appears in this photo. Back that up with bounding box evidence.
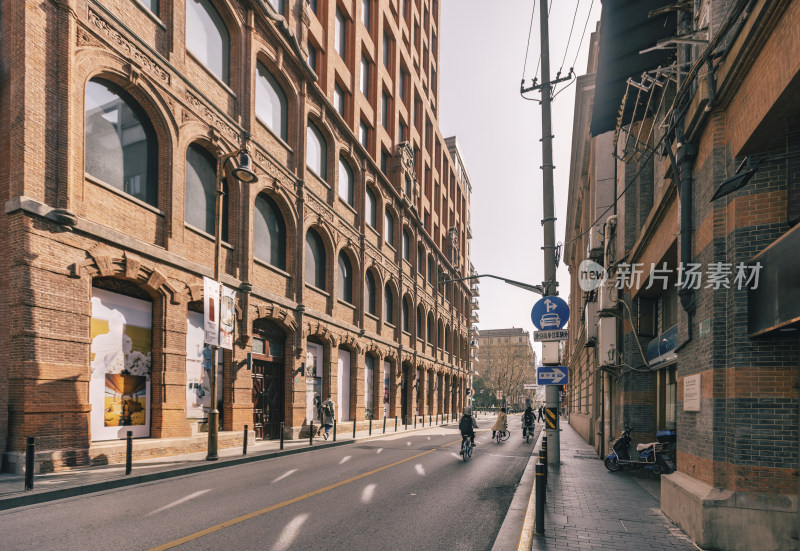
[531,296,569,330]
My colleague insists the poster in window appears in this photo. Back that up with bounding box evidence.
[306,343,323,424]
[90,288,152,441]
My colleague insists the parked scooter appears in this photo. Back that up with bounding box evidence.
[604,424,676,476]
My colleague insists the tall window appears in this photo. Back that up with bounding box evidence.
[417,244,425,274]
[384,284,394,324]
[404,175,412,197]
[255,64,288,141]
[309,0,318,14]
[338,251,353,303]
[338,157,354,206]
[335,8,346,59]
[359,120,369,149]
[254,193,286,270]
[85,79,157,206]
[427,313,433,343]
[416,307,423,337]
[361,0,370,29]
[402,296,410,332]
[185,144,228,239]
[268,0,284,14]
[384,208,395,246]
[366,187,377,228]
[305,229,326,289]
[186,0,230,83]
[399,70,407,103]
[360,54,370,96]
[333,82,346,117]
[381,90,389,128]
[365,270,377,315]
[427,256,434,282]
[380,149,389,174]
[402,229,411,261]
[382,33,390,68]
[141,0,159,14]
[307,42,318,73]
[306,121,327,180]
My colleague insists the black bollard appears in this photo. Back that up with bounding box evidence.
[353,419,357,438]
[369,418,372,436]
[535,463,545,534]
[310,422,314,446]
[414,416,417,429]
[383,416,387,434]
[333,419,337,441]
[280,421,284,450]
[243,424,249,455]
[422,415,425,428]
[24,437,35,490]
[395,416,398,432]
[429,414,432,426]
[125,431,133,475]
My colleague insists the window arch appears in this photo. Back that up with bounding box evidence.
[427,312,434,343]
[416,306,423,337]
[84,78,157,206]
[417,244,425,275]
[254,193,286,270]
[338,157,354,206]
[185,143,229,240]
[186,0,230,83]
[384,284,394,325]
[256,63,288,141]
[365,270,377,315]
[384,208,395,247]
[445,325,451,353]
[402,296,411,332]
[306,121,327,180]
[402,228,411,261]
[365,186,377,228]
[305,228,326,289]
[338,250,353,303]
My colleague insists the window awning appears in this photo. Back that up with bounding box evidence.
[590,0,677,137]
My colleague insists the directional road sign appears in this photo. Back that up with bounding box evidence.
[523,383,537,389]
[534,330,569,342]
[531,296,569,330]
[537,366,569,385]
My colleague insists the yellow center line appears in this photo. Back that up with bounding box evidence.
[150,438,465,550]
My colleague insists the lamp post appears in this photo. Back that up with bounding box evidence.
[207,144,258,461]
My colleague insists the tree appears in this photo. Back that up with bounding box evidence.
[476,340,537,410]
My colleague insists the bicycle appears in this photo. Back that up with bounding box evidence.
[495,429,511,444]
[460,436,473,462]
[522,424,534,443]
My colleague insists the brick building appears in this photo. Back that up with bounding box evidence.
[0,0,473,473]
[565,1,800,549]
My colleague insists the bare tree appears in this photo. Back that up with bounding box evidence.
[477,343,537,408]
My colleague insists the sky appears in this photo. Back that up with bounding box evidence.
[438,0,602,363]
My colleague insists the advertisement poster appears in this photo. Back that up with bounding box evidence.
[186,311,223,419]
[305,343,323,424]
[203,277,219,346]
[219,286,236,350]
[90,288,152,441]
[383,361,391,418]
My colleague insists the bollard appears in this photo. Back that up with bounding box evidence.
[539,449,547,482]
[369,418,372,436]
[333,419,337,441]
[24,437,35,491]
[535,463,545,534]
[383,416,387,434]
[243,424,249,455]
[310,422,314,446]
[353,419,357,438]
[125,431,133,475]
[429,414,432,426]
[280,422,285,450]
[422,415,425,428]
[395,416,398,432]
[414,416,417,429]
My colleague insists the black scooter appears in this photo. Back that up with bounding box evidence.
[604,424,675,476]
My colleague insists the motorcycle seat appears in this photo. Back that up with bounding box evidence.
[636,442,658,451]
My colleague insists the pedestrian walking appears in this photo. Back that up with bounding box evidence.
[537,406,544,422]
[321,395,335,439]
[314,394,324,436]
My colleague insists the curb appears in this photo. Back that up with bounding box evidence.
[0,420,460,511]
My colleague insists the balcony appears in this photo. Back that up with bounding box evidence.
[471,297,479,310]
[470,282,480,297]
[470,311,480,324]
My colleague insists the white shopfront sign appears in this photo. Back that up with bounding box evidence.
[684,373,701,412]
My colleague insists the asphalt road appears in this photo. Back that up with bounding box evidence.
[1,416,540,551]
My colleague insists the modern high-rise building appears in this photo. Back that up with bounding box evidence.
[0,0,473,472]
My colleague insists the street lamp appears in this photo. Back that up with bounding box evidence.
[207,143,258,461]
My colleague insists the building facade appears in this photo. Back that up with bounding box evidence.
[0,0,473,472]
[474,328,537,409]
[565,1,800,549]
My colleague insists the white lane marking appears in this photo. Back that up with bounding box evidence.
[361,483,377,504]
[450,453,462,460]
[427,436,431,440]
[271,469,298,484]
[415,464,426,476]
[406,441,411,446]
[339,455,351,465]
[271,513,309,551]
[375,448,383,454]
[146,489,211,516]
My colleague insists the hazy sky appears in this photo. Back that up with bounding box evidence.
[438,0,601,362]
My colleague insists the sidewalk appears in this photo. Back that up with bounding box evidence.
[530,422,699,550]
[0,413,481,511]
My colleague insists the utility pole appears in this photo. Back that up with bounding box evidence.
[520,0,572,467]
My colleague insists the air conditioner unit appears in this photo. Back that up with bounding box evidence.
[586,227,604,261]
[585,300,598,342]
[598,278,618,313]
[598,316,617,366]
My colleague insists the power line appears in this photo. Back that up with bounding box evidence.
[553,0,595,99]
[521,0,538,81]
[559,0,581,74]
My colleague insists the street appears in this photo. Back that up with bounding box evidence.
[1,417,540,551]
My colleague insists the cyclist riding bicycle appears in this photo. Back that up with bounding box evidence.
[522,404,535,439]
[491,407,508,439]
[459,406,478,449]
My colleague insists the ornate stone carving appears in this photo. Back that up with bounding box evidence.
[304,194,334,223]
[184,91,238,143]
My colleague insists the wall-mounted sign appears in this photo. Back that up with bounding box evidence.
[684,374,701,412]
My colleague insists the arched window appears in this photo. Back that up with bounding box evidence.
[416,307,423,337]
[427,256,434,282]
[384,208,395,246]
[402,296,410,332]
[186,0,230,83]
[445,326,451,353]
[365,270,376,315]
[338,251,353,303]
[402,229,411,261]
[338,157,354,206]
[185,144,229,240]
[254,194,286,270]
[365,187,377,228]
[84,79,157,206]
[438,320,444,349]
[305,228,326,289]
[427,313,433,343]
[255,63,288,141]
[384,284,394,325]
[306,121,327,180]
[417,244,425,275]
